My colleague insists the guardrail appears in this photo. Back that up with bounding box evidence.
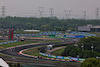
[39,52,85,62]
[0,40,19,45]
[15,32,62,36]
[70,31,96,37]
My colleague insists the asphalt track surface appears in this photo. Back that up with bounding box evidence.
[0,38,80,67]
[1,42,59,57]
[0,38,73,58]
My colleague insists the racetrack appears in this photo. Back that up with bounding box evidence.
[0,38,80,67]
[0,42,59,57]
[0,38,74,57]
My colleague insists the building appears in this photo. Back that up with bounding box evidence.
[78,26,91,32]
[23,30,40,32]
[78,24,100,32]
[91,26,100,32]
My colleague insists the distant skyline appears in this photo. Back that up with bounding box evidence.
[0,0,100,19]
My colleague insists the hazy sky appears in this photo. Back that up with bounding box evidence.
[0,0,100,19]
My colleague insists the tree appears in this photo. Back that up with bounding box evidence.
[62,44,74,56]
[40,24,50,31]
[1,16,100,31]
[62,44,100,58]
[79,50,100,58]
[78,36,100,52]
[81,58,100,67]
[69,47,81,57]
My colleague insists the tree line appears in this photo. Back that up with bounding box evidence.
[0,16,100,31]
[62,37,100,58]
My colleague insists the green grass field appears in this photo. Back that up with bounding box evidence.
[24,39,63,56]
[23,47,40,56]
[0,38,62,49]
[0,41,28,49]
[23,46,65,57]
[51,48,65,56]
[0,40,9,43]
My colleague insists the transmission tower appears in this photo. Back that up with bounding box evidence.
[96,8,99,20]
[38,7,44,17]
[1,6,5,18]
[50,8,54,18]
[83,11,87,20]
[34,13,37,17]
[64,10,71,19]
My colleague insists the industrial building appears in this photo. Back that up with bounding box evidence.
[90,26,100,32]
[78,24,92,32]
[78,24,100,32]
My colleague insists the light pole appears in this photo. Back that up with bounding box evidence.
[91,44,94,51]
[81,43,84,51]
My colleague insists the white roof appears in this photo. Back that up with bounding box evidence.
[24,30,40,32]
[0,58,9,67]
[47,45,53,47]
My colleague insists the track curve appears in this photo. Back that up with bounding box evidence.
[0,38,73,58]
[0,38,82,67]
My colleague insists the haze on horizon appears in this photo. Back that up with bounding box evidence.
[0,0,100,19]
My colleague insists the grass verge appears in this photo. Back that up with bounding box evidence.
[0,38,62,49]
[51,48,65,56]
[0,40,9,43]
[23,46,65,57]
[23,47,40,56]
[0,41,28,49]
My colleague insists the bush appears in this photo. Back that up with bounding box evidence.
[79,50,100,58]
[40,47,46,53]
[81,58,100,67]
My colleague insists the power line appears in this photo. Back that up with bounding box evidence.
[64,10,71,19]
[83,11,87,20]
[49,8,54,18]
[6,8,34,14]
[1,6,5,18]
[96,8,99,20]
[34,13,37,17]
[38,7,44,17]
[0,6,99,19]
